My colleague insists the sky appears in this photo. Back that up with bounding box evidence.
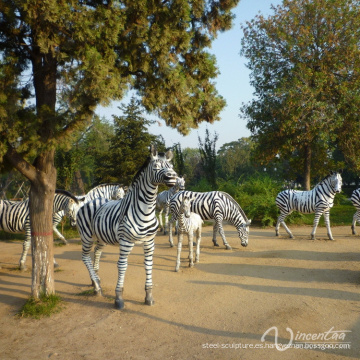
[95,0,283,150]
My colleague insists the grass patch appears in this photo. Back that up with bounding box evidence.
[285,203,354,227]
[0,231,23,241]
[76,289,96,296]
[18,293,63,319]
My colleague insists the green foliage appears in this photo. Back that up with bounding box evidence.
[235,174,282,226]
[198,128,218,189]
[190,178,214,192]
[18,293,63,319]
[240,0,360,182]
[217,137,257,180]
[97,98,164,185]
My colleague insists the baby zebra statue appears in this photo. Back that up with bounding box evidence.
[175,195,203,272]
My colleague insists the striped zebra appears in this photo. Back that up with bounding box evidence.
[275,171,342,240]
[52,183,127,243]
[350,188,360,235]
[156,176,185,234]
[76,146,177,309]
[169,191,251,250]
[0,190,83,270]
[175,195,203,272]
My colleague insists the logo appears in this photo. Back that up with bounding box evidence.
[261,326,351,351]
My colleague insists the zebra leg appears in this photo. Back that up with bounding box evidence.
[276,213,294,238]
[351,211,360,235]
[323,210,334,241]
[169,220,175,247]
[19,238,30,271]
[195,228,202,263]
[82,239,102,295]
[217,219,232,250]
[175,233,183,272]
[114,240,135,309]
[143,240,155,306]
[212,223,220,247]
[188,232,194,268]
[158,209,164,232]
[310,211,322,240]
[19,223,31,270]
[93,243,106,276]
[164,207,169,235]
[53,224,67,245]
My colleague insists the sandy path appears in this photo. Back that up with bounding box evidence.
[0,224,359,360]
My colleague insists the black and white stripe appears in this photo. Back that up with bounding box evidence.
[175,195,203,272]
[52,183,126,242]
[156,176,185,234]
[0,190,82,270]
[76,146,178,309]
[169,190,251,249]
[350,188,360,235]
[275,171,342,240]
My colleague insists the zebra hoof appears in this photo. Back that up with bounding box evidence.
[54,262,60,269]
[94,288,103,297]
[212,241,219,247]
[19,264,27,271]
[225,245,232,250]
[169,242,174,248]
[145,298,154,306]
[115,299,125,309]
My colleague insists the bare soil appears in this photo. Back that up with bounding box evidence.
[0,224,359,360]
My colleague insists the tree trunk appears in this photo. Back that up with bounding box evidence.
[30,150,57,298]
[304,143,312,190]
[73,169,85,195]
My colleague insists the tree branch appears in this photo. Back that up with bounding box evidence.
[5,146,37,182]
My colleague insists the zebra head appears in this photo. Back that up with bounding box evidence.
[175,176,186,191]
[238,220,251,247]
[67,196,86,226]
[149,145,178,187]
[180,196,191,218]
[112,186,126,200]
[329,171,342,193]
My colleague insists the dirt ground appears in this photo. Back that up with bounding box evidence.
[0,224,359,360]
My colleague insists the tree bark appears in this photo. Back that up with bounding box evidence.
[73,169,85,195]
[30,150,57,297]
[304,143,312,190]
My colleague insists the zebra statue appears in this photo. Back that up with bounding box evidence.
[169,191,251,250]
[0,190,83,270]
[275,171,342,240]
[175,195,203,272]
[52,183,127,244]
[76,146,178,309]
[350,188,360,235]
[156,176,185,234]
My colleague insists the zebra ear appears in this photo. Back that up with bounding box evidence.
[246,220,252,226]
[74,196,86,204]
[150,144,158,158]
[166,149,173,161]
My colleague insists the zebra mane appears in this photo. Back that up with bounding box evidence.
[219,191,249,221]
[131,157,151,185]
[55,189,80,203]
[130,152,168,187]
[315,172,338,187]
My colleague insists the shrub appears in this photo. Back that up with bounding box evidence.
[235,174,282,227]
